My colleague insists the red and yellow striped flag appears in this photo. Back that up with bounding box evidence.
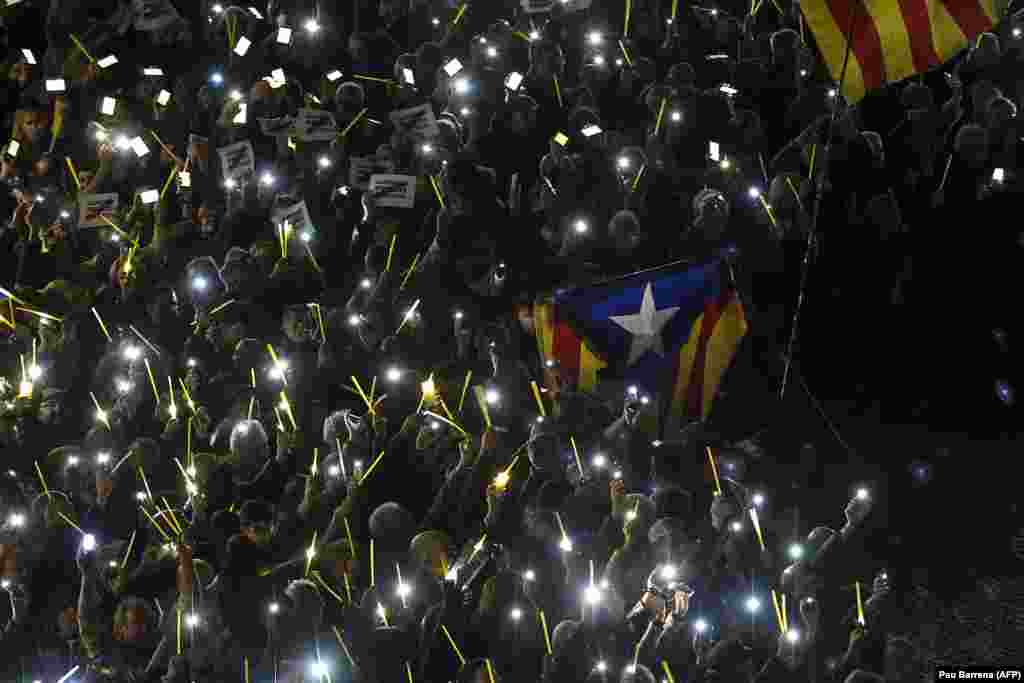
[802,0,1006,103]
[534,298,607,393]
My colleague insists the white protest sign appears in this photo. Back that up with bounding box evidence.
[259,116,294,137]
[369,174,417,209]
[271,200,313,232]
[78,193,119,228]
[388,103,440,142]
[348,155,396,190]
[217,140,255,182]
[521,0,556,12]
[289,108,338,142]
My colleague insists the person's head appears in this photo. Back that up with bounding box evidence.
[691,189,730,242]
[608,210,645,256]
[369,502,416,553]
[972,32,1001,68]
[861,131,885,168]
[731,108,764,147]
[334,81,366,119]
[239,500,274,545]
[409,530,452,578]
[986,96,1017,130]
[529,40,565,78]
[955,123,990,169]
[16,106,49,145]
[113,597,156,644]
[884,637,921,683]
[770,29,801,67]
[228,419,270,480]
[666,62,697,93]
[900,82,934,113]
[206,302,251,351]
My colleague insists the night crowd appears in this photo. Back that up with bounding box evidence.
[1,0,1023,681]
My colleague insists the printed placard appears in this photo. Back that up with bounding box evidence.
[369,174,417,208]
[388,103,440,142]
[217,140,255,182]
[271,200,313,232]
[259,116,294,137]
[78,193,119,228]
[521,0,555,12]
[289,108,338,142]
[348,155,396,190]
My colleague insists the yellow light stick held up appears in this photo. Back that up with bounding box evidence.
[808,144,817,180]
[468,533,488,564]
[453,3,468,24]
[671,0,679,22]
[90,392,111,429]
[441,624,466,666]
[429,175,446,208]
[530,381,547,417]
[186,417,193,464]
[69,34,97,64]
[247,395,255,420]
[485,659,496,683]
[208,299,236,317]
[786,177,805,213]
[167,377,178,419]
[353,74,396,84]
[538,609,553,655]
[244,658,250,683]
[360,449,387,484]
[423,410,467,437]
[781,593,788,632]
[34,461,49,496]
[632,163,646,192]
[370,538,376,587]
[663,661,677,683]
[66,157,80,190]
[159,167,178,201]
[553,75,563,108]
[493,454,521,491]
[771,589,786,633]
[619,40,633,67]
[400,253,421,291]
[279,391,299,430]
[176,608,182,655]
[855,581,866,625]
[757,195,778,231]
[177,379,197,415]
[350,375,375,415]
[407,661,415,683]
[418,374,436,413]
[56,511,85,535]
[138,465,155,503]
[569,436,584,480]
[336,438,347,478]
[274,407,285,432]
[749,506,767,552]
[395,299,421,336]
[332,626,357,671]
[624,0,633,36]
[266,344,287,385]
[304,244,323,274]
[706,446,723,495]
[16,307,63,325]
[344,517,357,560]
[130,325,161,356]
[312,571,345,605]
[654,97,667,136]
[313,303,326,341]
[457,370,472,415]
[340,108,368,138]
[473,386,492,429]
[305,530,318,576]
[91,307,113,343]
[121,530,136,570]
[385,233,398,272]
[144,358,161,406]
[162,497,183,536]
[396,563,407,608]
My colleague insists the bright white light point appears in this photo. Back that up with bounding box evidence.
[600,579,609,589]
[124,346,141,361]
[230,90,242,101]
[588,31,603,45]
[269,602,280,614]
[640,396,650,405]
[745,596,760,613]
[432,17,440,25]
[28,365,42,380]
[8,513,25,528]
[593,454,607,468]
[454,310,464,320]
[748,187,761,198]
[530,31,540,40]
[360,278,373,289]
[1014,27,1022,37]
[354,460,363,469]
[82,534,97,551]
[584,585,602,605]
[594,55,605,66]
[661,565,677,580]
[574,219,588,234]
[310,660,328,678]
[328,465,340,477]
[304,18,320,33]
[510,607,522,620]
[116,379,132,394]
[1,580,9,589]
[185,613,199,628]
[523,570,536,581]
[618,156,631,170]
[752,493,765,506]
[212,3,223,12]
[97,452,111,465]
[596,661,607,672]
[786,629,800,643]
[187,466,197,478]
[613,470,623,479]
[261,172,274,185]
[486,47,497,58]
[559,537,573,552]
[376,603,386,618]
[96,409,108,422]
[187,358,198,368]
[720,159,731,170]
[211,73,223,84]
[318,156,331,168]
[68,456,79,466]
[485,389,500,404]
[348,314,361,326]
[731,521,742,532]
[430,421,440,431]
[300,231,312,243]
[789,544,804,559]
[397,582,411,598]
[460,107,471,116]
[136,491,147,501]
[695,618,708,633]
[671,111,682,122]
[386,367,402,382]
[192,277,207,291]
[615,58,623,66]
[828,89,837,98]
[856,488,869,500]
[454,78,469,95]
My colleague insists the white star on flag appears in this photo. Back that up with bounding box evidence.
[609,283,680,366]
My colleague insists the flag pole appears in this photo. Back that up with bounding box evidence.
[780,0,859,401]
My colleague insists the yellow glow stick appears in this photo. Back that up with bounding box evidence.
[395,299,421,336]
[65,157,80,190]
[569,436,584,480]
[493,454,521,491]
[247,395,255,420]
[671,0,679,21]
[771,589,786,633]
[781,593,788,632]
[305,530,318,576]
[554,511,568,539]
[370,538,376,586]
[162,497,183,536]
[121,530,136,570]
[663,661,677,683]
[89,392,110,429]
[186,417,192,463]
[468,533,488,564]
[441,624,466,666]
[343,572,353,603]
[313,303,326,341]
[340,108,368,137]
[144,358,160,406]
[274,407,285,432]
[485,659,496,683]
[361,449,386,484]
[530,381,547,417]
[69,34,96,64]
[350,375,374,414]
[473,386,492,429]
[385,233,398,272]
[553,75,563,108]
[57,511,85,535]
[407,661,415,683]
[400,253,420,290]
[453,3,468,24]
[159,166,178,202]
[632,163,646,192]
[91,307,112,343]
[138,465,154,503]
[655,97,667,136]
[855,581,865,625]
[538,610,552,655]
[758,195,778,230]
[750,507,767,552]
[208,299,235,317]
[706,446,722,495]
[14,308,63,325]
[244,658,250,683]
[312,571,345,605]
[333,626,357,671]
[279,391,298,430]
[624,0,633,35]
[808,143,817,179]
[423,410,467,437]
[353,74,395,84]
[178,378,196,415]
[344,517,357,559]
[457,371,472,415]
[167,376,177,418]
[786,177,805,213]
[129,325,160,356]
[429,175,446,208]
[176,608,182,654]
[266,345,287,386]
[34,461,49,495]
[619,40,632,66]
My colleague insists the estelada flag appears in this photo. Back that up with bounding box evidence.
[533,259,747,426]
[802,0,1008,103]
